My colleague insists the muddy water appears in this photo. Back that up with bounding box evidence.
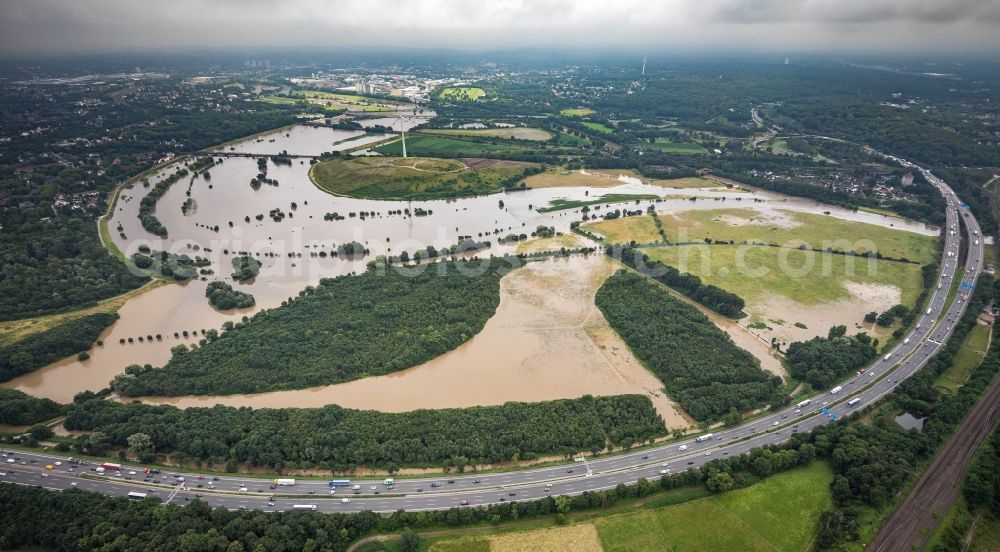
[139,255,693,429]
[2,125,936,408]
[214,125,392,157]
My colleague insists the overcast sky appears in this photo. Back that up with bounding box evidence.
[2,0,999,56]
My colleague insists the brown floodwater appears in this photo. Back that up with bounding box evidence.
[137,255,693,428]
[1,125,937,411]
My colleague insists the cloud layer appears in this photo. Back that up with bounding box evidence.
[1,0,998,55]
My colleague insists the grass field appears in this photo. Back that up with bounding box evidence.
[523,168,644,189]
[595,462,833,552]
[561,107,596,117]
[935,322,991,394]
[640,245,925,306]
[654,139,709,154]
[309,156,533,200]
[259,90,399,112]
[423,127,553,141]
[556,132,592,146]
[515,233,588,254]
[0,280,166,347]
[373,134,531,157]
[971,511,1000,552]
[438,87,486,101]
[420,462,833,552]
[584,216,664,244]
[537,193,660,213]
[582,121,614,134]
[584,209,937,264]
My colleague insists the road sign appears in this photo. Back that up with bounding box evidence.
[830,413,839,421]
[821,408,829,414]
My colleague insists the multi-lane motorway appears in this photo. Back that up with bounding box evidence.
[0,159,984,514]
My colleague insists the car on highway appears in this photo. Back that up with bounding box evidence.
[341,498,351,504]
[460,500,470,506]
[659,469,669,475]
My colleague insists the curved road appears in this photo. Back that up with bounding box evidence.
[0,157,984,514]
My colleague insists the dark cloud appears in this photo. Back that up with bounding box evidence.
[0,0,997,55]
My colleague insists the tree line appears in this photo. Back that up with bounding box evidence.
[785,326,878,391]
[595,269,784,422]
[0,388,65,426]
[0,312,117,382]
[113,259,512,397]
[63,393,665,470]
[609,245,746,317]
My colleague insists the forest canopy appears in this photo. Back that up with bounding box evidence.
[596,270,783,422]
[114,259,512,396]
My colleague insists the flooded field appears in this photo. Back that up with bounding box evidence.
[1,125,938,413]
[138,255,693,429]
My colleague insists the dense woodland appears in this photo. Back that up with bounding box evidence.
[0,388,65,425]
[785,326,878,390]
[611,246,746,317]
[0,213,148,320]
[0,312,117,382]
[596,270,784,422]
[63,393,665,469]
[114,259,512,396]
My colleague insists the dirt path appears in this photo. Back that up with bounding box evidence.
[868,362,1000,551]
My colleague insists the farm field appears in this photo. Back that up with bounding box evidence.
[935,322,991,394]
[423,127,553,141]
[523,168,645,189]
[515,233,588,254]
[258,91,397,112]
[654,139,709,154]
[582,121,614,134]
[309,156,535,199]
[373,134,531,156]
[586,208,937,264]
[584,216,664,244]
[423,462,833,552]
[438,86,486,101]
[560,107,596,117]
[640,245,924,343]
[556,132,592,146]
[537,193,660,213]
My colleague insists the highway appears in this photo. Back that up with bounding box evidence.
[0,157,984,514]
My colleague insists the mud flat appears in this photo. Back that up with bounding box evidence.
[138,255,692,429]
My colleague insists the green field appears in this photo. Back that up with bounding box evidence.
[585,208,937,264]
[595,462,834,552]
[373,134,531,157]
[640,245,925,306]
[654,139,709,154]
[935,322,991,394]
[556,132,592,146]
[583,121,614,134]
[583,215,664,243]
[423,127,552,141]
[259,90,399,112]
[438,86,486,101]
[537,193,660,213]
[309,156,534,200]
[561,107,596,117]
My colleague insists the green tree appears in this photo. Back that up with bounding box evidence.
[706,471,734,492]
[399,528,421,552]
[28,424,53,441]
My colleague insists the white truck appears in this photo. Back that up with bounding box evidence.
[847,398,862,407]
[795,399,811,409]
[272,478,296,487]
[293,504,317,511]
[830,386,843,394]
[695,433,713,443]
[884,353,892,361]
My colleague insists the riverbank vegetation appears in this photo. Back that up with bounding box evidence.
[0,214,148,321]
[64,393,665,469]
[205,281,255,310]
[596,270,781,422]
[113,259,510,396]
[0,388,65,426]
[0,312,117,382]
[310,156,540,200]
